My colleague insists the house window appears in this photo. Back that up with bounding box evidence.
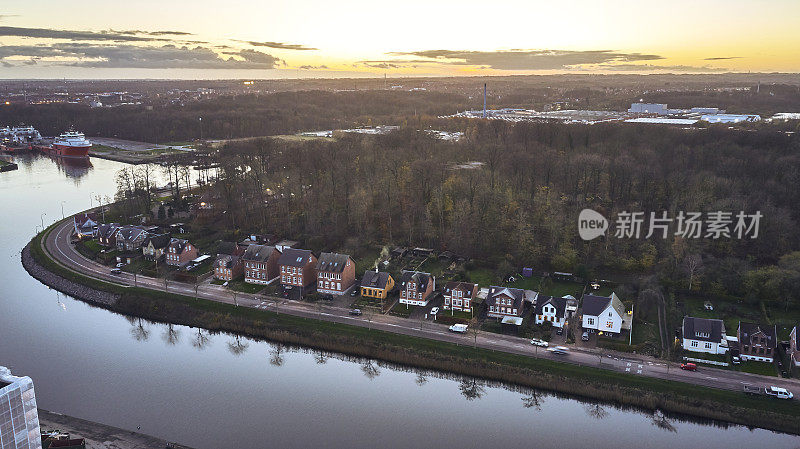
[691,341,698,347]
[587,317,595,326]
[705,342,712,349]
[606,320,613,328]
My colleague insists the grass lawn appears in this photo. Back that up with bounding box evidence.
[735,361,778,377]
[443,309,475,320]
[210,279,225,285]
[228,280,265,294]
[465,268,496,286]
[508,275,584,298]
[389,302,413,318]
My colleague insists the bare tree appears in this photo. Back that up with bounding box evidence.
[467,320,481,349]
[361,360,380,380]
[522,391,545,410]
[191,328,210,350]
[683,254,703,290]
[269,344,285,366]
[459,379,485,401]
[162,323,180,345]
[415,372,428,386]
[230,289,239,307]
[584,404,609,420]
[130,318,150,341]
[314,352,328,364]
[227,335,249,355]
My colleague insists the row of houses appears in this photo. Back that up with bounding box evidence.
[78,215,199,267]
[681,316,800,366]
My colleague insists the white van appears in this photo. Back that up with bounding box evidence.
[766,386,794,400]
[449,324,468,333]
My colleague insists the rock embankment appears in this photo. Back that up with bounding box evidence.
[21,242,119,307]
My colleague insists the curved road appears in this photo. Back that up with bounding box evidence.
[43,218,800,398]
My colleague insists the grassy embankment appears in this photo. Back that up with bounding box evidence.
[28,224,800,435]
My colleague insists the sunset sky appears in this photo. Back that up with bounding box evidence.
[1,0,798,78]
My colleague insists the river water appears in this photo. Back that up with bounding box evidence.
[0,154,797,448]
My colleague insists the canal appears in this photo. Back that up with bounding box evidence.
[0,154,797,448]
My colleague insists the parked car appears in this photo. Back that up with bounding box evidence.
[350,287,359,297]
[556,327,564,335]
[449,324,468,333]
[430,307,440,316]
[349,308,362,316]
[731,356,741,365]
[110,268,122,275]
[530,338,549,347]
[115,262,125,268]
[547,346,569,355]
[680,363,697,371]
[765,386,794,399]
[581,331,590,341]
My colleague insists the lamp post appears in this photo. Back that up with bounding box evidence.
[89,191,95,208]
[40,213,46,229]
[61,201,66,219]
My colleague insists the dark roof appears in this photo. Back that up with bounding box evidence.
[215,254,240,268]
[485,286,525,309]
[73,212,97,227]
[739,322,777,348]
[144,233,171,249]
[96,223,120,238]
[242,244,278,262]
[361,270,393,289]
[443,281,477,298]
[116,225,148,243]
[278,248,314,267]
[400,271,432,291]
[582,294,612,316]
[534,295,567,317]
[217,241,239,255]
[316,252,352,273]
[169,238,190,253]
[682,316,725,342]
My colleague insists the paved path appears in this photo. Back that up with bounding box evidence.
[39,409,191,449]
[44,218,800,398]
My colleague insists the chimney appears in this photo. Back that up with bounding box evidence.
[483,83,487,118]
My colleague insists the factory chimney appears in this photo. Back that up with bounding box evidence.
[483,83,487,118]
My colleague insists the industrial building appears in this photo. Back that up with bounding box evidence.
[0,367,42,449]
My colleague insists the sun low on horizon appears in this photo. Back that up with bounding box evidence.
[1,0,799,79]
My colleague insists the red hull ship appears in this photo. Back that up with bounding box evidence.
[35,130,91,158]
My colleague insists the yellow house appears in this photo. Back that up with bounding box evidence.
[360,270,395,299]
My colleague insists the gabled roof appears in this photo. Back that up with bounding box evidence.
[144,233,171,249]
[316,252,352,273]
[534,295,567,317]
[361,270,393,290]
[278,248,314,267]
[116,225,148,243]
[485,286,525,309]
[582,294,612,316]
[73,212,98,228]
[169,238,190,253]
[400,271,432,291]
[443,281,477,298]
[217,241,239,256]
[215,254,240,268]
[739,322,777,348]
[242,244,278,262]
[96,223,120,238]
[682,316,725,342]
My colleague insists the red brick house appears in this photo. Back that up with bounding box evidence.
[95,223,121,247]
[486,286,535,324]
[399,271,435,307]
[316,252,356,296]
[443,281,478,314]
[279,248,317,291]
[165,238,198,267]
[737,322,777,362]
[214,254,243,281]
[242,244,281,284]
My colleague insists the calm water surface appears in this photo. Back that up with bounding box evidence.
[0,154,798,448]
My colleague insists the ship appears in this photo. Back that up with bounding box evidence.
[0,126,40,153]
[34,130,91,158]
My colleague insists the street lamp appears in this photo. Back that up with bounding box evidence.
[89,191,95,208]
[40,213,46,229]
[61,200,66,219]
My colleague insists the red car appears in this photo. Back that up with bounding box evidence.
[680,362,697,371]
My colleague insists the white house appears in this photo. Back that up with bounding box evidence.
[534,296,567,328]
[682,316,728,355]
[581,292,630,334]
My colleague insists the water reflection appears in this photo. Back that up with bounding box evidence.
[162,324,181,346]
[458,378,486,401]
[126,316,151,342]
[191,328,211,350]
[360,360,380,380]
[584,403,610,420]
[521,391,545,410]
[227,335,249,356]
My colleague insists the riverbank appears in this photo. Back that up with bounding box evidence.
[23,229,800,436]
[39,409,192,449]
[0,159,18,172]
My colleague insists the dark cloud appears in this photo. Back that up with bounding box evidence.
[594,63,726,72]
[362,62,400,69]
[112,29,193,36]
[0,25,172,42]
[235,40,318,51]
[0,43,281,69]
[298,65,329,70]
[358,59,438,65]
[389,49,664,70]
[703,56,742,61]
